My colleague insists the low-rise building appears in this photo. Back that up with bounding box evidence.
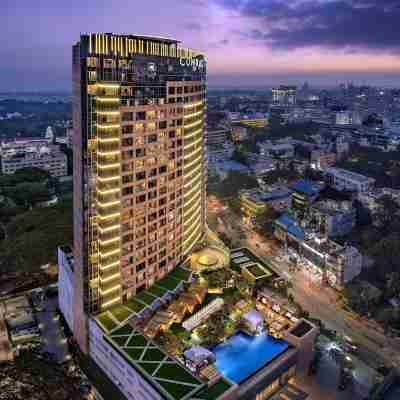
[335,136,350,160]
[260,185,293,212]
[231,125,248,142]
[207,142,235,175]
[291,179,324,218]
[310,150,336,171]
[240,190,268,224]
[0,137,50,158]
[214,159,251,180]
[325,167,375,193]
[310,200,356,238]
[259,142,295,160]
[275,214,362,289]
[1,142,68,177]
[1,295,39,346]
[228,112,269,128]
[206,127,229,148]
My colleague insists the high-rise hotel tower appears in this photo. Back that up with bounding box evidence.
[72,34,206,351]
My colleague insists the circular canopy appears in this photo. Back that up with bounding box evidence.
[191,246,230,272]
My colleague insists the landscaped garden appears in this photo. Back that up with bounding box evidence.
[107,325,206,400]
[93,246,295,399]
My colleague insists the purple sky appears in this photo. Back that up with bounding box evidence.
[1,0,400,91]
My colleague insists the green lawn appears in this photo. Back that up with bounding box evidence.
[125,298,146,313]
[142,347,166,362]
[108,305,133,323]
[147,285,168,297]
[96,312,117,332]
[135,290,158,305]
[231,247,277,278]
[169,267,191,282]
[125,334,148,347]
[156,276,181,291]
[247,263,272,278]
[125,347,144,360]
[111,324,133,336]
[195,378,232,399]
[155,363,200,385]
[137,361,160,375]
[111,335,129,347]
[156,380,197,400]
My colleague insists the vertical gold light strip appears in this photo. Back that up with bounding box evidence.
[89,33,92,54]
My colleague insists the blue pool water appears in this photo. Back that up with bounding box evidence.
[213,331,289,383]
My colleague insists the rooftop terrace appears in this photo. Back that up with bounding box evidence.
[105,324,206,400]
[230,247,278,280]
[95,267,192,333]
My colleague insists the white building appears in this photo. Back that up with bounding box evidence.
[57,246,75,332]
[0,138,49,158]
[325,167,375,193]
[300,237,362,289]
[1,144,68,177]
[45,126,54,143]
[259,141,295,160]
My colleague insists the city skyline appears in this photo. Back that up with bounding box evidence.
[2,0,400,91]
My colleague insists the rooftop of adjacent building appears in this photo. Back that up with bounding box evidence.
[326,167,375,183]
[291,179,323,196]
[311,199,354,217]
[276,213,358,258]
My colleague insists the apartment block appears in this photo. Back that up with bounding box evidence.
[325,167,375,193]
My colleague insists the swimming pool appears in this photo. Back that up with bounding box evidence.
[213,331,289,383]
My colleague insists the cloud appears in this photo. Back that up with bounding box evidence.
[214,0,400,52]
[183,22,203,31]
[208,38,230,48]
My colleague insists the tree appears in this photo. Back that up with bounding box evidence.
[263,167,300,185]
[157,331,185,356]
[254,207,279,237]
[231,149,249,166]
[205,268,233,289]
[197,310,227,345]
[375,195,399,233]
[369,234,400,279]
[386,272,400,298]
[8,182,51,207]
[209,170,258,199]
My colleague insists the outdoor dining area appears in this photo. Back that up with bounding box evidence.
[256,287,299,339]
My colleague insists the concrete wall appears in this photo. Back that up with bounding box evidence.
[58,248,74,332]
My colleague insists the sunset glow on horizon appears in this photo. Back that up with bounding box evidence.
[1,0,400,90]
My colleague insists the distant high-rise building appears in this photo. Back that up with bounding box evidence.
[72,33,207,351]
[335,110,362,126]
[272,85,297,106]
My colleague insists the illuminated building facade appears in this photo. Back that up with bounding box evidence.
[72,33,206,351]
